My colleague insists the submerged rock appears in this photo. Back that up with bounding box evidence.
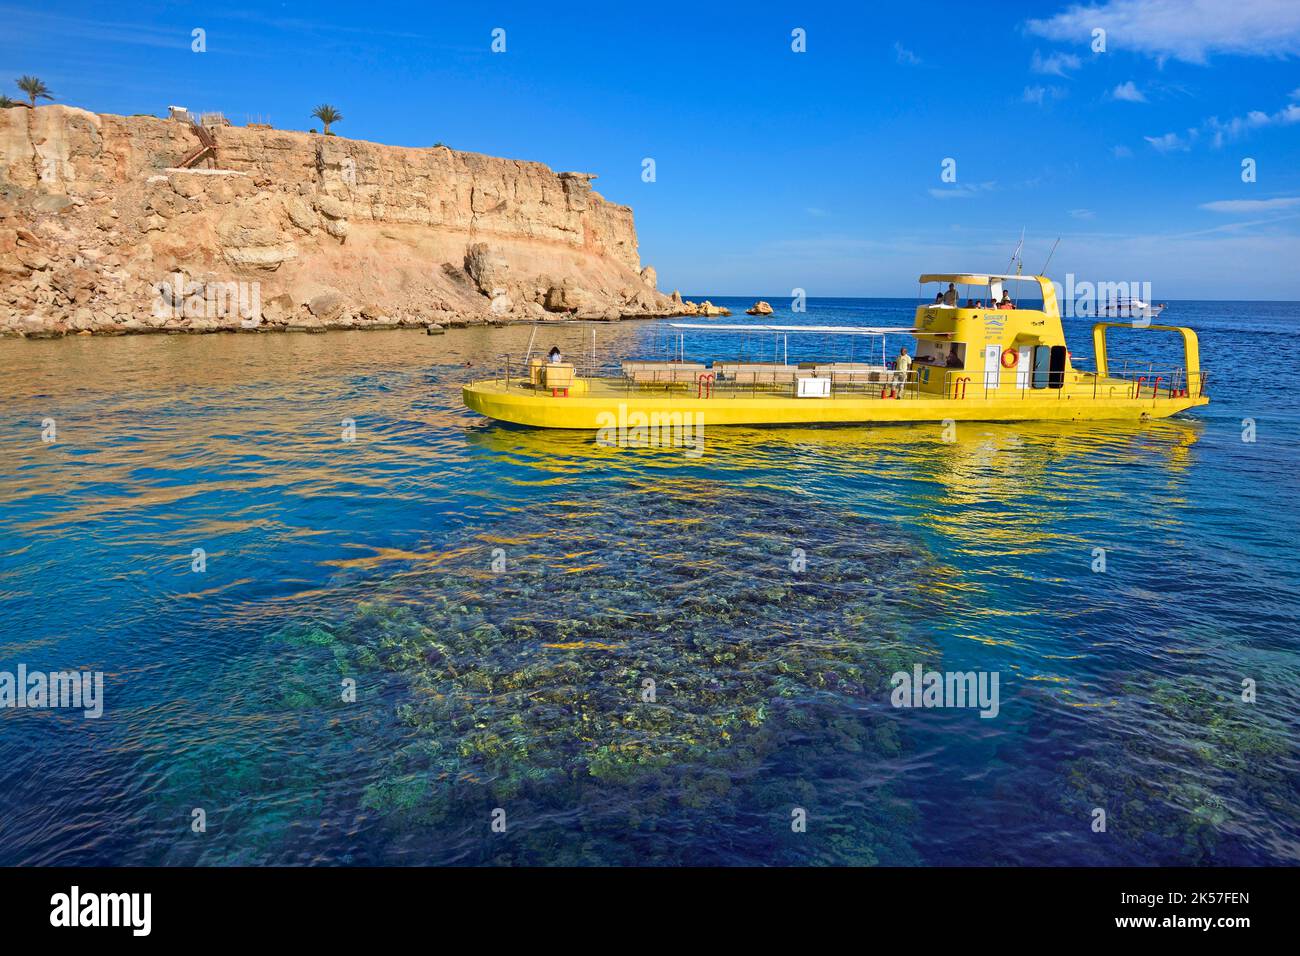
[1051,674,1298,865]
[160,482,943,865]
[325,481,939,864]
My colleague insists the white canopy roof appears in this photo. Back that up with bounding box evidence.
[919,273,1047,285]
[668,323,946,336]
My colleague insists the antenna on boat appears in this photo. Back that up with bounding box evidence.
[523,320,539,365]
[1008,228,1025,275]
[1039,237,1061,276]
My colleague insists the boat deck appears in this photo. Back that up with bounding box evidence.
[463,374,1208,429]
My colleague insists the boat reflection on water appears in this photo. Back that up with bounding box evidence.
[463,415,1204,604]
[463,415,1203,491]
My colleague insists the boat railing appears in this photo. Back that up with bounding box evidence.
[476,353,926,399]
[475,354,1207,403]
[1110,359,1200,385]
[476,352,625,388]
[609,365,927,400]
[1102,366,1208,400]
[940,366,1208,402]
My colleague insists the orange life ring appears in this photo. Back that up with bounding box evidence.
[1000,347,1018,368]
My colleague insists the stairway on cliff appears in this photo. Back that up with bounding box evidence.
[177,122,218,169]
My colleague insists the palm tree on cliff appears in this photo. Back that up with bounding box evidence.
[0,95,18,109]
[311,104,342,135]
[16,76,53,108]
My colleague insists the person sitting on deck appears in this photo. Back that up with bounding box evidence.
[547,346,562,363]
[943,283,959,306]
[933,292,944,305]
[996,291,1014,310]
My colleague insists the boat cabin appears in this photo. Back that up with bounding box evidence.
[911,273,1071,394]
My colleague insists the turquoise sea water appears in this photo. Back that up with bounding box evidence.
[1,296,1297,866]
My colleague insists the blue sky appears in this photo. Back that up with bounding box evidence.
[3,0,1298,297]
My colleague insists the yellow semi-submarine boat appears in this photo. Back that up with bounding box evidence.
[462,273,1209,429]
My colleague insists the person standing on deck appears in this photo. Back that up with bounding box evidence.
[547,346,562,363]
[895,347,912,393]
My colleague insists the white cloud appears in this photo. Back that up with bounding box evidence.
[894,42,922,66]
[1144,131,1193,152]
[1030,49,1081,76]
[1200,197,1300,212]
[1027,0,1300,64]
[1070,208,1096,219]
[1206,111,1273,144]
[1112,144,1133,158]
[1205,101,1300,146]
[1111,81,1146,102]
[1137,91,1300,153]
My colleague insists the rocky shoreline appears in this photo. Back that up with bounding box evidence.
[1,222,729,339]
[1,106,732,340]
[1,303,713,340]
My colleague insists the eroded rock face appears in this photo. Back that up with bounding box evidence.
[543,282,579,313]
[307,291,347,322]
[464,242,508,297]
[0,105,699,337]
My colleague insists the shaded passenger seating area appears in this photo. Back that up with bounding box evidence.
[632,361,893,386]
[713,362,799,385]
[612,359,895,393]
[602,321,917,396]
[619,360,707,385]
[812,363,891,384]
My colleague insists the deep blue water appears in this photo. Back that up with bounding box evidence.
[1,297,1297,865]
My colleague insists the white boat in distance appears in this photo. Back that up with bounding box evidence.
[1098,297,1166,319]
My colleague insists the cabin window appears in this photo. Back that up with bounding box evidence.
[1031,345,1067,389]
[1049,345,1067,388]
[923,342,964,368]
[1031,346,1051,388]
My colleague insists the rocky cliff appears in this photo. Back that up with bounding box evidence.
[0,105,698,337]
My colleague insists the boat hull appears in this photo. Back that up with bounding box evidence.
[463,379,1208,429]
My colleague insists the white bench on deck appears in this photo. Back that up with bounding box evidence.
[621,361,707,385]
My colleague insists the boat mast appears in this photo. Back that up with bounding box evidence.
[1039,237,1061,276]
